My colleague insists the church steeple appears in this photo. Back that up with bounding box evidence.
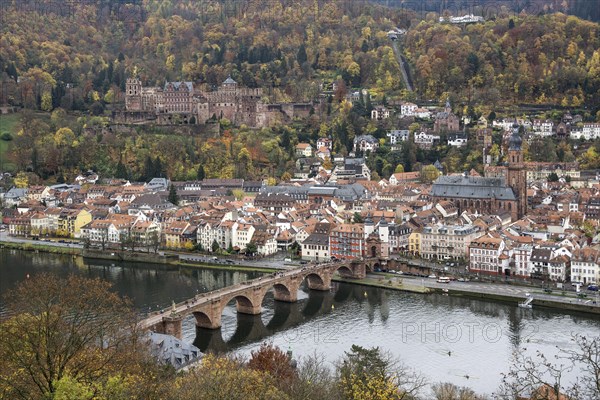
[445,97,451,112]
[507,123,526,220]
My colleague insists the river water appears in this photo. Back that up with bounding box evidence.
[2,249,599,396]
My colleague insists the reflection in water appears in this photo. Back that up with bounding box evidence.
[2,249,600,395]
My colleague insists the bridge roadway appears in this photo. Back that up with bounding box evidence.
[139,259,373,339]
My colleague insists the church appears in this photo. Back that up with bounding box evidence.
[431,123,527,221]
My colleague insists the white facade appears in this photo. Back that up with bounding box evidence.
[571,249,600,285]
[421,224,482,260]
[400,102,417,116]
[256,235,278,256]
[371,107,390,120]
[414,131,440,148]
[387,130,409,145]
[232,222,255,251]
[447,135,467,147]
[571,123,600,141]
[531,119,554,136]
[512,245,533,277]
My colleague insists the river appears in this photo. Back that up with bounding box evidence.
[2,249,599,396]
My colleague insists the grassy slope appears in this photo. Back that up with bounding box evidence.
[0,113,20,172]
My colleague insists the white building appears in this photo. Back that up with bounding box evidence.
[512,243,534,278]
[531,119,554,136]
[371,106,390,120]
[353,135,379,153]
[387,129,409,145]
[232,222,255,251]
[400,102,418,116]
[301,223,332,261]
[468,235,509,276]
[295,143,313,157]
[316,137,332,150]
[421,223,482,260]
[414,131,440,149]
[571,248,600,285]
[447,132,468,147]
[571,123,600,141]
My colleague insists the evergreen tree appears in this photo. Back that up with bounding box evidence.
[297,44,307,65]
[197,165,206,180]
[168,184,179,206]
[115,160,128,179]
[153,156,163,177]
[361,39,369,53]
[142,155,154,181]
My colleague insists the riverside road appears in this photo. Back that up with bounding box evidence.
[2,232,598,310]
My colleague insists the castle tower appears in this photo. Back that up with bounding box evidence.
[222,76,238,93]
[125,78,142,111]
[507,122,527,220]
[364,214,375,238]
[377,216,389,258]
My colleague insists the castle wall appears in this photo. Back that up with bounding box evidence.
[124,78,312,128]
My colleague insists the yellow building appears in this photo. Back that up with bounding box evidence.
[408,230,421,256]
[74,209,92,238]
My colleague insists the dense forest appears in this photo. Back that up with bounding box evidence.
[0,0,407,111]
[404,12,600,108]
[2,0,600,184]
[375,0,600,23]
[2,0,600,111]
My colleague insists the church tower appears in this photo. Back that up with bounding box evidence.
[507,123,527,220]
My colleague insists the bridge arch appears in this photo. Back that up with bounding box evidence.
[304,272,328,290]
[193,310,217,329]
[334,264,354,277]
[222,293,262,316]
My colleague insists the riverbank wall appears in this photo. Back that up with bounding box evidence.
[82,248,179,265]
[0,241,279,274]
[434,287,600,316]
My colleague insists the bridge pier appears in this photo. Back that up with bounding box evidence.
[151,315,183,339]
[273,279,302,302]
[307,272,331,291]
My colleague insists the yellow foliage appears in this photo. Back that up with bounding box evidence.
[341,373,402,400]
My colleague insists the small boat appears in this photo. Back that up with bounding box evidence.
[518,296,533,309]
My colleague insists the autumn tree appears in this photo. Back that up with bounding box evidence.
[0,274,156,400]
[432,383,486,400]
[248,343,296,387]
[167,354,287,400]
[337,345,426,400]
[420,165,440,183]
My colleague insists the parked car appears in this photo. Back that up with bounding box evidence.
[588,285,599,292]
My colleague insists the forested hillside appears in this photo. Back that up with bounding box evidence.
[0,0,407,111]
[404,12,600,108]
[2,1,600,111]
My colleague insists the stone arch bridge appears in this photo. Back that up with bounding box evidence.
[139,259,380,339]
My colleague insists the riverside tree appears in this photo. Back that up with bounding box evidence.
[0,274,163,400]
